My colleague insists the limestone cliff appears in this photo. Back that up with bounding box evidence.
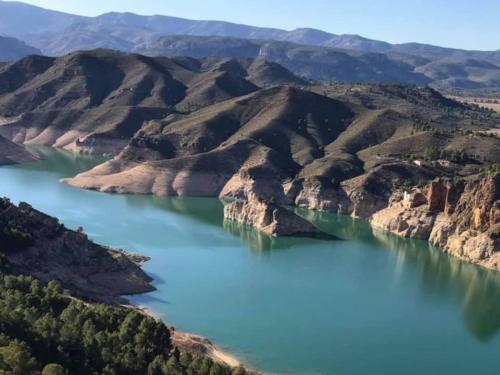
[371,174,500,270]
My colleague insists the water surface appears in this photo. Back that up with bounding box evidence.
[1,147,500,375]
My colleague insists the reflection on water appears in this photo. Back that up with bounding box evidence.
[304,207,500,342]
[223,219,275,253]
[25,146,108,176]
[124,194,226,229]
[373,229,500,342]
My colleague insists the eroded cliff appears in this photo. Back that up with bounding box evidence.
[371,174,500,270]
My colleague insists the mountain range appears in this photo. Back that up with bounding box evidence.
[0,1,499,91]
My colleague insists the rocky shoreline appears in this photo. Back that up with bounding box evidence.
[65,158,500,271]
[371,175,500,270]
[218,170,500,272]
[0,198,155,302]
[222,193,324,238]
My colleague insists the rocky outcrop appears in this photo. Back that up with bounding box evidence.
[0,198,154,302]
[223,194,323,237]
[371,204,436,239]
[371,174,500,270]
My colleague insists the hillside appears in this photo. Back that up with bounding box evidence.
[0,49,304,155]
[136,36,432,85]
[0,198,153,301]
[137,36,500,91]
[65,83,500,211]
[0,134,38,164]
[0,35,41,61]
[415,58,500,90]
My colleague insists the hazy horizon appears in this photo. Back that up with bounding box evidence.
[3,0,499,51]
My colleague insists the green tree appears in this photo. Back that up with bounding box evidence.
[41,363,67,375]
[0,340,39,375]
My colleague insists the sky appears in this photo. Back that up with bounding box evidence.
[6,0,500,50]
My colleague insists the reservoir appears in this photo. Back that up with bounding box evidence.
[1,147,500,375]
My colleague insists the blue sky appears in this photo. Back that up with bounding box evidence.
[7,0,500,50]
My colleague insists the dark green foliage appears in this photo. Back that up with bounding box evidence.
[0,272,242,375]
[0,219,34,250]
[0,199,34,251]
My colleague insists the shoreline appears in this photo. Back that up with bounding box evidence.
[130,304,252,372]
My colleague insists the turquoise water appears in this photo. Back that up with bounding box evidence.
[1,147,500,375]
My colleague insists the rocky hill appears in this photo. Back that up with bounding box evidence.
[136,36,432,85]
[0,198,153,302]
[64,82,500,204]
[137,36,500,91]
[0,49,304,155]
[60,78,500,268]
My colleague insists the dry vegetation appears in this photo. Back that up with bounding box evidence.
[447,95,500,112]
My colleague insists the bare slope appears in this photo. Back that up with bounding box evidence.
[65,83,500,220]
[0,134,38,164]
[0,49,304,155]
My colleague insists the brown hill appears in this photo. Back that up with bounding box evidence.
[65,82,500,221]
[0,49,304,155]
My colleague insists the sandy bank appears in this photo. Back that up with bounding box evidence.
[132,304,254,371]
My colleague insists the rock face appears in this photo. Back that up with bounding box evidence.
[371,174,500,270]
[223,194,322,237]
[0,135,38,165]
[0,198,154,302]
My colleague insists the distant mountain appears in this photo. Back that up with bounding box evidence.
[0,1,499,91]
[0,1,496,60]
[0,0,84,37]
[0,35,41,61]
[415,58,500,90]
[135,35,431,85]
